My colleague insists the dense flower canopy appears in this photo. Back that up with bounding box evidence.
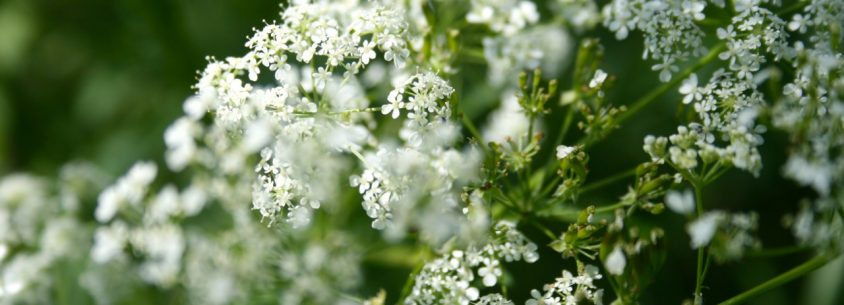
[1,0,843,305]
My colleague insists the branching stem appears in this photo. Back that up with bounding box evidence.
[717,254,838,305]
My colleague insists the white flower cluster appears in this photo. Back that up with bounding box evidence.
[0,174,57,302]
[466,0,540,36]
[482,26,572,86]
[774,0,844,253]
[642,10,789,176]
[788,0,844,51]
[86,159,364,305]
[404,222,539,305]
[91,162,205,287]
[469,1,572,86]
[249,2,409,71]
[474,294,515,305]
[352,144,482,243]
[687,210,760,261]
[95,161,158,222]
[482,90,536,143]
[552,0,601,32]
[163,0,420,227]
[716,7,791,79]
[276,233,363,305]
[0,164,106,303]
[602,0,707,82]
[384,71,454,126]
[525,265,604,305]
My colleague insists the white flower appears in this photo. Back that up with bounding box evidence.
[665,189,695,215]
[482,91,534,143]
[95,162,157,222]
[556,145,576,160]
[242,119,273,152]
[652,58,679,82]
[382,90,404,119]
[312,67,331,91]
[783,156,832,196]
[91,222,129,263]
[604,244,626,275]
[588,69,608,88]
[688,212,722,248]
[678,73,701,104]
[359,40,377,64]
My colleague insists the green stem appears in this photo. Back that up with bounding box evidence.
[594,201,628,214]
[614,43,726,129]
[396,251,430,305]
[694,185,706,304]
[552,106,577,150]
[579,167,638,194]
[460,112,488,153]
[776,1,809,16]
[746,246,811,258]
[537,174,562,199]
[717,254,838,305]
[725,0,736,16]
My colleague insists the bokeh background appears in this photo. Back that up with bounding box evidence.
[0,0,841,304]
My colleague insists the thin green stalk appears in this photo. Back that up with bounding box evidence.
[396,250,430,305]
[725,0,736,16]
[527,219,557,240]
[579,166,638,194]
[746,246,811,258]
[614,43,726,128]
[776,1,809,16]
[552,106,577,150]
[717,254,838,305]
[460,112,488,153]
[694,185,706,303]
[537,174,562,199]
[694,184,704,216]
[594,201,628,214]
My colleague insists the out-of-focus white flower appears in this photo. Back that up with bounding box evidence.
[589,69,608,88]
[688,212,722,248]
[556,145,576,160]
[96,162,157,223]
[605,244,626,275]
[665,189,695,215]
[482,91,535,143]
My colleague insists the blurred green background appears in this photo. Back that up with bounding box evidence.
[0,0,841,304]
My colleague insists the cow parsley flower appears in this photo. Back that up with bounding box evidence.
[95,162,157,223]
[482,26,572,86]
[604,244,627,275]
[527,265,604,305]
[556,145,576,160]
[404,222,539,305]
[602,0,707,82]
[474,294,514,305]
[466,0,540,36]
[687,211,760,261]
[665,189,695,215]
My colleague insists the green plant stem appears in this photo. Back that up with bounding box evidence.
[717,254,838,305]
[694,185,706,303]
[613,43,726,129]
[579,166,638,194]
[460,112,488,152]
[551,106,577,150]
[746,246,811,258]
[537,174,561,199]
[594,201,628,214]
[777,1,809,16]
[396,250,430,305]
[725,0,736,16]
[527,219,557,240]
